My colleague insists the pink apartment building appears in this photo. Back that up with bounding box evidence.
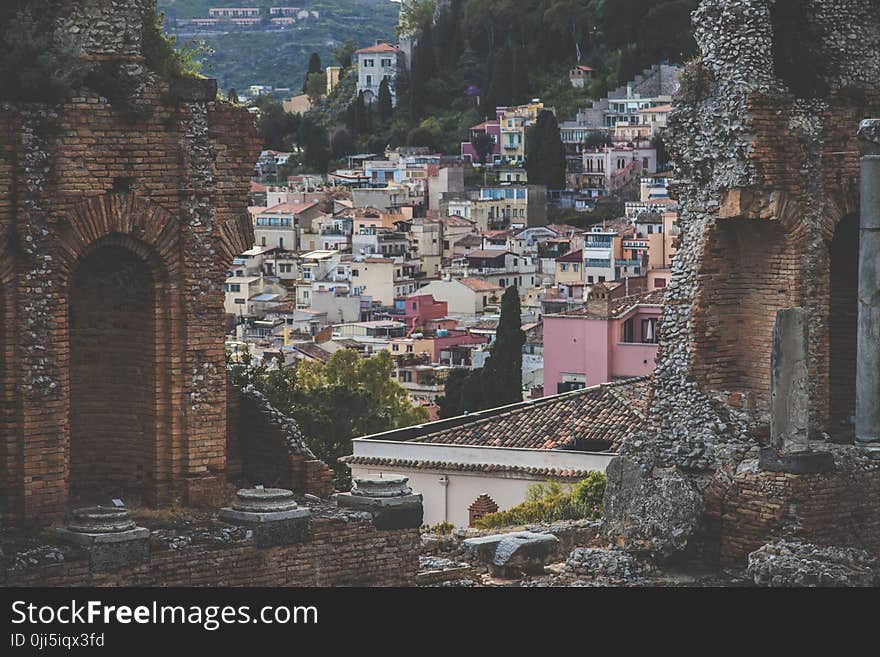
[460,110,504,164]
[543,289,664,395]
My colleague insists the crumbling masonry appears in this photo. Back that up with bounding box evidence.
[604,0,880,566]
[0,1,420,586]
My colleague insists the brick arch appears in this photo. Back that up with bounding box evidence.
[54,194,184,507]
[468,494,499,527]
[691,194,806,414]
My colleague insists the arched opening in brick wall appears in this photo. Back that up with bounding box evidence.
[68,244,157,505]
[469,494,499,527]
[828,213,859,436]
[692,218,800,412]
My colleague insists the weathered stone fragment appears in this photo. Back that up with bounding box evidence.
[602,456,703,559]
[770,307,809,454]
[462,531,559,578]
[748,541,879,587]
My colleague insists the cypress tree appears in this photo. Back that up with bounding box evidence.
[481,286,525,407]
[526,110,566,190]
[303,52,322,93]
[377,76,393,124]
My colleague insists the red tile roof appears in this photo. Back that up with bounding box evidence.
[339,456,592,480]
[259,201,319,215]
[360,376,650,452]
[459,277,503,292]
[357,42,401,54]
[556,249,583,263]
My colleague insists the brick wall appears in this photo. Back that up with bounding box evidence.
[69,245,157,504]
[0,65,259,522]
[701,454,880,567]
[2,513,420,587]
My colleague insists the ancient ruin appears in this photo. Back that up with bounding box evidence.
[0,1,422,586]
[604,0,880,568]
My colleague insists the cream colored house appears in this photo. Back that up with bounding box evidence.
[413,277,502,316]
[343,377,649,527]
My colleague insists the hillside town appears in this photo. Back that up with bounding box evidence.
[1,0,879,598]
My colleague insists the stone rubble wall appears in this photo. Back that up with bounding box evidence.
[604,0,880,564]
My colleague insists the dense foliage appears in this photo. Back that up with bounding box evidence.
[474,473,606,529]
[0,2,202,105]
[228,348,429,489]
[157,0,399,93]
[525,110,567,190]
[437,285,524,417]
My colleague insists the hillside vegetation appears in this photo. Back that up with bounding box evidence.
[157,0,398,93]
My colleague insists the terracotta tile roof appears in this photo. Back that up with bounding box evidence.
[339,456,592,480]
[291,343,332,364]
[357,42,401,54]
[466,249,508,259]
[459,277,503,292]
[556,249,582,263]
[403,376,650,452]
[259,201,319,215]
[636,104,673,113]
[609,288,665,317]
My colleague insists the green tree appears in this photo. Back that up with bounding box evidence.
[481,286,525,407]
[437,368,469,419]
[299,117,330,174]
[302,52,322,93]
[471,130,495,166]
[305,70,327,104]
[333,39,357,69]
[526,109,566,190]
[377,76,394,124]
[331,127,355,159]
[255,96,301,150]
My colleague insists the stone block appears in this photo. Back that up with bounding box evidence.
[463,531,559,577]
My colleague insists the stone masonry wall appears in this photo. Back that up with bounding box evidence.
[604,0,880,563]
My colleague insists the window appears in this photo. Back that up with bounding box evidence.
[364,59,375,67]
[561,263,569,272]
[412,302,418,310]
[381,58,392,67]
[366,74,373,87]
[303,290,309,300]
[351,269,359,277]
[229,283,241,293]
[278,237,284,249]
[587,275,594,283]
[573,263,580,272]
[655,277,667,288]
[643,157,649,169]
[261,236,266,246]
[392,344,399,352]
[598,276,606,282]
[623,318,634,343]
[234,298,245,305]
[642,318,659,344]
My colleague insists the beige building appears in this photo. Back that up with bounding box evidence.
[413,277,502,316]
[352,257,420,306]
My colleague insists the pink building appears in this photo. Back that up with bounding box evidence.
[542,289,664,395]
[404,294,448,331]
[460,110,503,164]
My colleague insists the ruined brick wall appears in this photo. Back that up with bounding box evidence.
[0,1,261,522]
[229,386,335,497]
[604,0,880,563]
[703,448,880,566]
[2,513,420,587]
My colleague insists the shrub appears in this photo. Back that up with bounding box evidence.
[474,473,606,529]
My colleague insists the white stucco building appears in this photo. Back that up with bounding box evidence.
[343,377,649,527]
[356,41,404,106]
